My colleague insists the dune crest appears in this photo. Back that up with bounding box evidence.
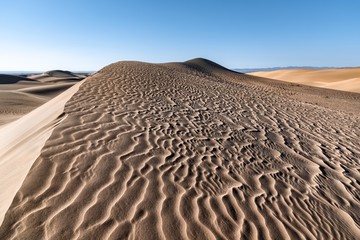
[0,80,84,225]
[0,60,359,239]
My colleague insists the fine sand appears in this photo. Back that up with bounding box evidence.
[248,68,360,93]
[0,59,359,239]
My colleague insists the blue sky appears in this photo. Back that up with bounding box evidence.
[1,0,359,71]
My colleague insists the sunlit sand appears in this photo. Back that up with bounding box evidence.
[0,59,359,239]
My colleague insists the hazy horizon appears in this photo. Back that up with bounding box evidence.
[0,59,360,74]
[1,64,360,74]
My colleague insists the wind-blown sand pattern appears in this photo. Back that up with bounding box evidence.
[0,59,359,239]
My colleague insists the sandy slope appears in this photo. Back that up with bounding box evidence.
[1,59,360,239]
[248,68,360,93]
[0,81,84,225]
[0,71,87,126]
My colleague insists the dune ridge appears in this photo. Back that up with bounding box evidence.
[0,80,84,225]
[0,59,359,239]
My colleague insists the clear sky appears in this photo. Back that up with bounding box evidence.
[1,0,359,71]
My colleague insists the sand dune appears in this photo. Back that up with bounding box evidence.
[0,72,87,125]
[0,81,84,226]
[249,68,360,93]
[0,74,38,84]
[29,70,85,83]
[0,59,360,239]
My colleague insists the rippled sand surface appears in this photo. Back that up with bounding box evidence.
[1,59,359,239]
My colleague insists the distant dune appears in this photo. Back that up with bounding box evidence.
[44,70,80,78]
[249,68,360,93]
[0,74,37,84]
[28,70,85,83]
[0,71,87,125]
[0,59,359,239]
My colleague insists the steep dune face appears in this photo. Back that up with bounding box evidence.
[1,59,360,239]
[0,81,84,226]
[249,68,360,93]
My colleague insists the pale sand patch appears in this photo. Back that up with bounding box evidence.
[249,68,360,93]
[0,80,84,225]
